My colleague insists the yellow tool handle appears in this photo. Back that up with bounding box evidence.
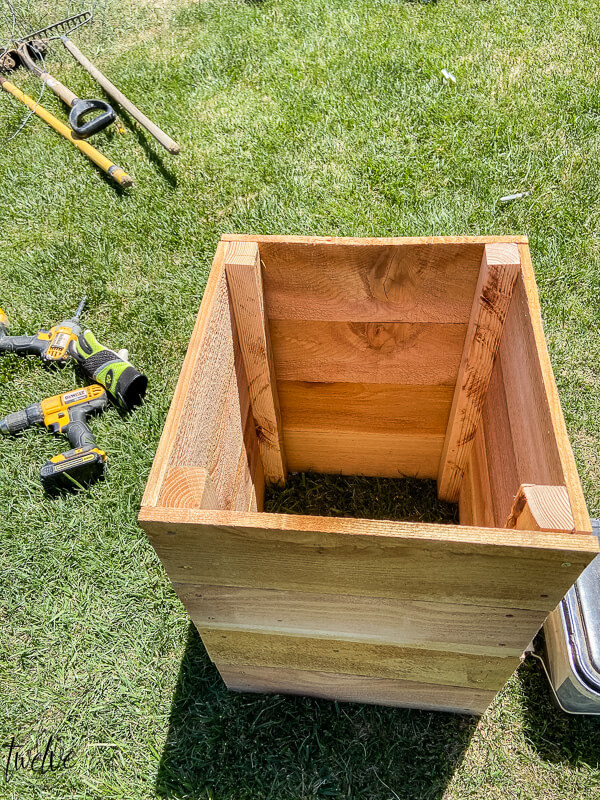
[0,76,133,188]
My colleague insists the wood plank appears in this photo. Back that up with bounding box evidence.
[270,320,466,385]
[438,244,520,502]
[141,242,228,507]
[147,253,259,512]
[174,583,546,656]
[221,234,530,246]
[258,241,486,323]
[251,457,265,512]
[516,244,590,533]
[283,429,444,478]
[158,467,218,509]
[139,508,598,610]
[217,664,496,714]
[279,382,453,435]
[482,357,520,526]
[499,266,590,533]
[459,423,495,528]
[225,241,286,485]
[200,629,518,690]
[458,462,475,527]
[469,425,495,527]
[506,484,575,533]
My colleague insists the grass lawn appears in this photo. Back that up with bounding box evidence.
[2,0,600,797]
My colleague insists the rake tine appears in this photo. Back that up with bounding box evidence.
[18,10,93,43]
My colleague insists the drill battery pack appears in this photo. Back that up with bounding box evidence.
[40,446,107,491]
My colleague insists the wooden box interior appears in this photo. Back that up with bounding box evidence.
[139,235,598,715]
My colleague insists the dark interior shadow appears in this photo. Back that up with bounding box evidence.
[156,624,477,800]
[518,657,600,767]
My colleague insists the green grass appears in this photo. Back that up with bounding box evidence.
[2,0,600,797]
[264,473,458,524]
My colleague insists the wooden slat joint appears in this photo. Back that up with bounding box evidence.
[506,484,576,534]
[438,243,521,502]
[225,241,287,486]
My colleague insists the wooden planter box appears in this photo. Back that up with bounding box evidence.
[139,234,598,715]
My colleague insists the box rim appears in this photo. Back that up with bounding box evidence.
[138,506,599,556]
[221,233,529,246]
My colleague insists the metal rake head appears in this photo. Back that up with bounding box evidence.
[17,9,92,43]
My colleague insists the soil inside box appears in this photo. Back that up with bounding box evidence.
[264,472,458,524]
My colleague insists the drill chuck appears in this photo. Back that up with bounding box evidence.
[0,403,43,435]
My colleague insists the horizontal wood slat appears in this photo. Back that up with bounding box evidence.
[218,664,497,715]
[222,234,530,246]
[174,583,546,656]
[270,320,466,385]
[139,509,597,610]
[278,382,453,435]
[200,629,518,690]
[258,241,485,323]
[283,429,444,478]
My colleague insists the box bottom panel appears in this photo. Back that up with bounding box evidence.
[217,663,496,715]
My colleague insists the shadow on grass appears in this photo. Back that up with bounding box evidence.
[518,658,600,768]
[156,624,477,800]
[117,107,179,187]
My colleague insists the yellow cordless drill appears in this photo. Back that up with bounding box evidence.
[0,298,85,364]
[0,299,148,491]
[0,385,108,491]
[0,300,147,411]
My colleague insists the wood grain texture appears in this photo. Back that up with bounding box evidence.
[279,382,452,434]
[225,240,287,485]
[481,357,521,527]
[200,629,519,690]
[140,244,261,513]
[158,467,219,509]
[221,234,529,246]
[217,664,496,714]
[139,509,598,610]
[515,244,590,533]
[498,269,590,533]
[141,242,229,507]
[459,426,495,528]
[279,382,451,476]
[258,241,486,323]
[438,244,520,502]
[270,320,466,385]
[283,429,444,478]
[174,583,546,656]
[506,484,575,533]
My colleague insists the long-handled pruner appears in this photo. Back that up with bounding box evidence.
[0,73,133,187]
[15,41,116,138]
[16,10,180,154]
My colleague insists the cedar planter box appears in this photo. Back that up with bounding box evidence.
[139,234,598,715]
